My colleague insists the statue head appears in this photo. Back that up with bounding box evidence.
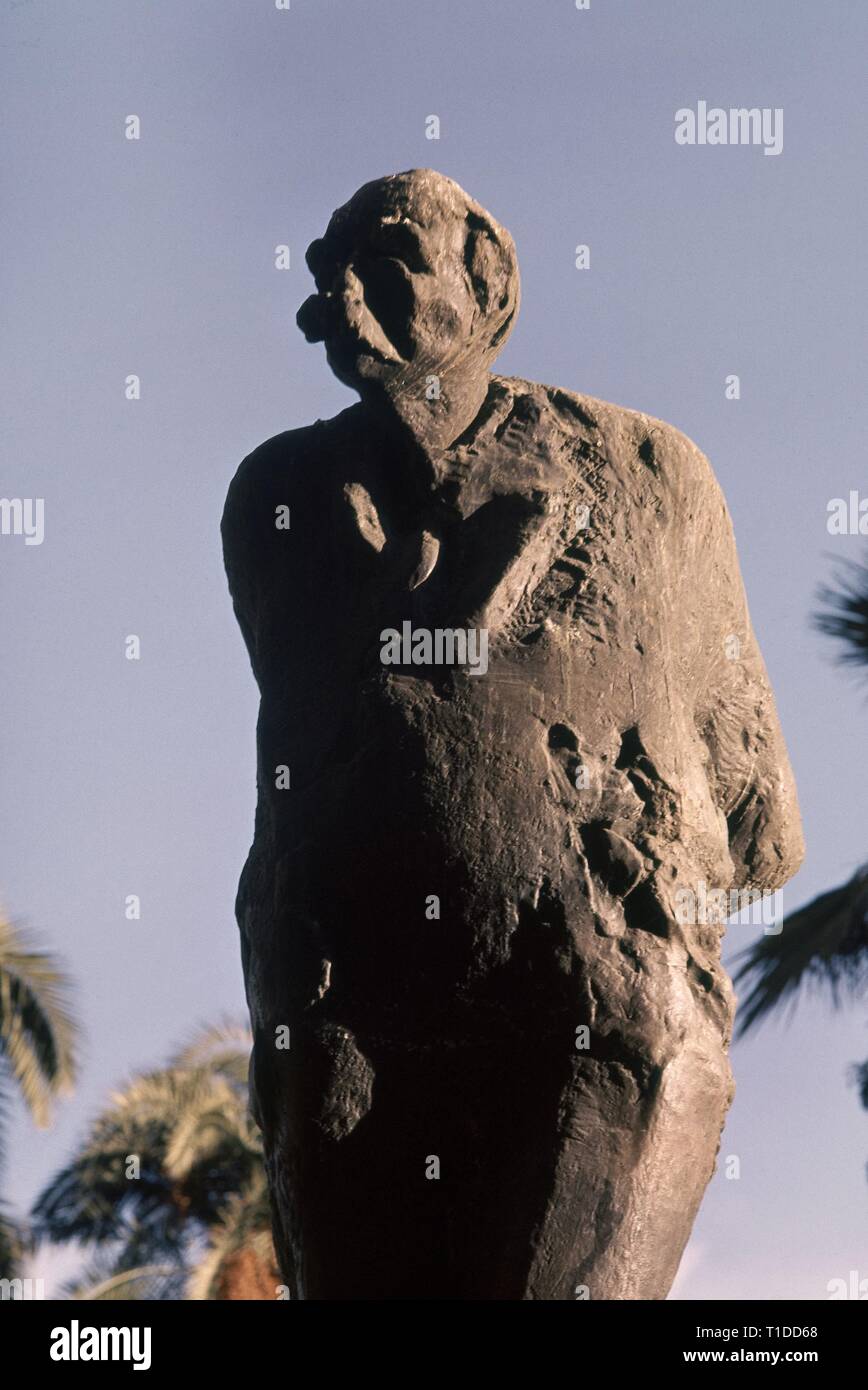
[297,170,520,403]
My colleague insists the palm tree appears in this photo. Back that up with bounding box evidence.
[735,555,868,1118]
[31,1020,277,1299]
[0,913,79,1278]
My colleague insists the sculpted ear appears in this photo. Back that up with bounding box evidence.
[463,210,519,348]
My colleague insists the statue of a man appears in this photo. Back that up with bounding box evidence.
[222,169,803,1300]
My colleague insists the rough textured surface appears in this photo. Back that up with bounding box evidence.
[222,169,804,1300]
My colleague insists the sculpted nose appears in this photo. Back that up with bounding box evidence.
[296,293,329,342]
[297,264,364,343]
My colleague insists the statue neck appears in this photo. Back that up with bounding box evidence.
[392,363,490,452]
[360,366,493,515]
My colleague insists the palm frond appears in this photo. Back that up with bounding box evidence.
[32,1017,269,1296]
[186,1171,274,1301]
[734,864,868,1035]
[851,1058,868,1111]
[64,1260,187,1301]
[32,1036,261,1260]
[0,915,80,1127]
[0,1202,24,1280]
[816,556,868,669]
[163,1082,258,1183]
[171,1019,251,1090]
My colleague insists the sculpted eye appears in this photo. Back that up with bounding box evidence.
[371,222,430,273]
[355,255,416,361]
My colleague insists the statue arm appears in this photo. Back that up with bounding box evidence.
[681,448,804,892]
[221,451,261,672]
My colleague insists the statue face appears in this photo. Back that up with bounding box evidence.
[297,171,518,397]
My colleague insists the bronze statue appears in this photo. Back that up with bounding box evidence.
[222,169,803,1299]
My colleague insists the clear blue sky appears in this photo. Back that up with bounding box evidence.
[3,0,866,1298]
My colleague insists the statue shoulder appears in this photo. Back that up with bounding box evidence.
[223,422,320,527]
[222,405,360,547]
[532,381,726,514]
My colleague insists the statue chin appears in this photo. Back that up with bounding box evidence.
[324,340,404,394]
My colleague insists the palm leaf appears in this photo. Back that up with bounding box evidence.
[816,555,868,669]
[0,915,79,1127]
[31,1067,244,1249]
[64,1260,187,1301]
[0,1202,24,1280]
[163,1087,258,1183]
[171,1020,251,1090]
[852,1058,868,1111]
[31,1019,263,1285]
[186,1170,274,1301]
[735,864,868,1035]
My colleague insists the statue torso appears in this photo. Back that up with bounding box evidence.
[224,376,739,1013]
